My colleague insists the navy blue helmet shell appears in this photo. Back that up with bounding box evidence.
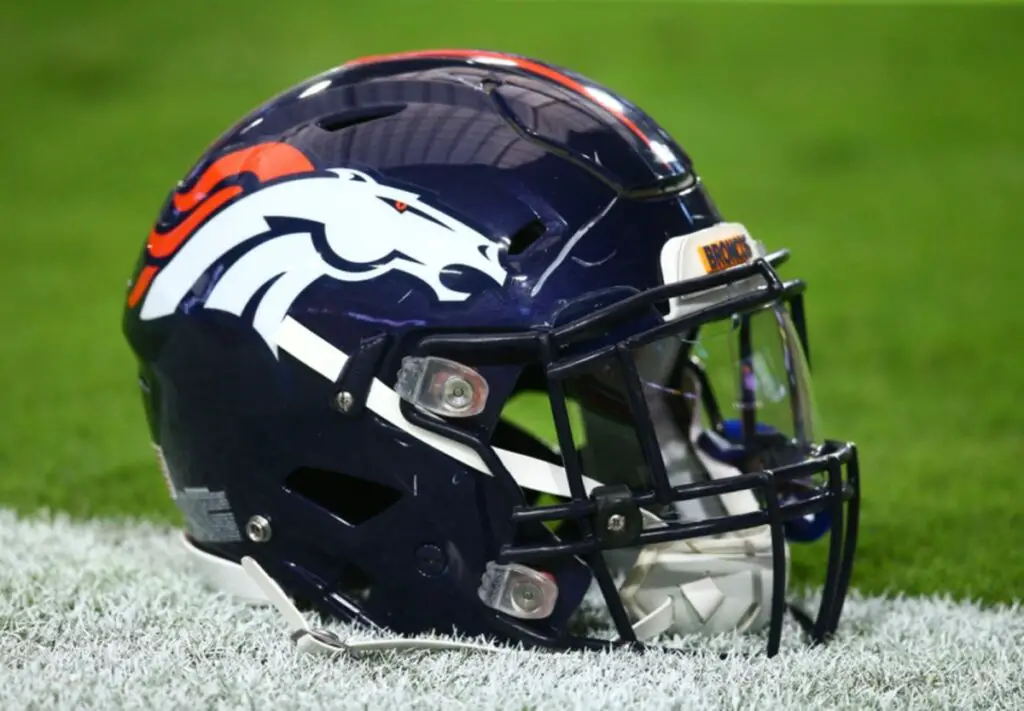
[123,49,859,656]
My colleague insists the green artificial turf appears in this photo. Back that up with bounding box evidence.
[1,1,1021,603]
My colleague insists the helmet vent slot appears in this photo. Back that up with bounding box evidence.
[284,467,402,525]
[507,218,547,255]
[316,104,407,133]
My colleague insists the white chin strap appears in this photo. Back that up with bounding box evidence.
[240,557,505,657]
[611,435,790,642]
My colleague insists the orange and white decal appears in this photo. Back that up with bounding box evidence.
[128,143,316,309]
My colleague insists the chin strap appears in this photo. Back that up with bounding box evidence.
[240,557,505,657]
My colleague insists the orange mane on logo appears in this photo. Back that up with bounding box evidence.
[127,142,315,308]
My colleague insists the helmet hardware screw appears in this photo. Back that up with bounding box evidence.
[246,515,273,543]
[334,391,355,413]
[510,580,542,614]
[606,514,626,533]
[592,485,641,546]
[442,376,473,412]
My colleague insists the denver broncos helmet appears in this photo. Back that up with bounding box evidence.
[122,49,860,657]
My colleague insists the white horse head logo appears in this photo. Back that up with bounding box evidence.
[138,168,508,354]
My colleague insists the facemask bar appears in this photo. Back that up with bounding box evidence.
[738,314,758,446]
[399,252,860,656]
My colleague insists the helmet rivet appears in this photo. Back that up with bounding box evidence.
[510,580,542,613]
[334,391,355,413]
[442,376,473,411]
[606,513,626,533]
[414,543,448,577]
[246,515,272,543]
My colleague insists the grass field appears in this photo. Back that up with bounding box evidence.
[1,0,1022,621]
[3,511,1022,710]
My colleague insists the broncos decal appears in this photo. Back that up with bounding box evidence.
[128,142,508,355]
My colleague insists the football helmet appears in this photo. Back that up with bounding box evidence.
[123,49,859,657]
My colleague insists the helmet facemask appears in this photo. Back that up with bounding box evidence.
[558,302,826,641]
[398,236,859,656]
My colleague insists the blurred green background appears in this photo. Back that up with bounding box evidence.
[1,1,1022,603]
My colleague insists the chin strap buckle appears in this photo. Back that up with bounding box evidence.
[240,557,505,657]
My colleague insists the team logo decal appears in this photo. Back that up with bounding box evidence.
[128,142,508,354]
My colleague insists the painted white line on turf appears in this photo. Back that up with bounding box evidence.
[1,508,1022,711]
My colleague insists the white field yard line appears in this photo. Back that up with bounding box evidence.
[1,509,1022,711]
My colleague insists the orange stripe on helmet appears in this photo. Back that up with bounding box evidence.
[148,143,315,259]
[343,49,652,146]
[171,143,316,213]
[128,142,317,308]
[148,185,244,259]
[127,265,158,309]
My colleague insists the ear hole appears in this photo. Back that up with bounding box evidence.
[507,219,547,255]
[284,467,402,525]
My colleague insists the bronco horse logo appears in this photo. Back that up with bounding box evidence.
[128,142,508,354]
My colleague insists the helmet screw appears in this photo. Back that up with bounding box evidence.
[606,514,626,533]
[246,515,272,543]
[414,543,448,577]
[334,391,355,413]
[510,580,542,613]
[442,376,473,411]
